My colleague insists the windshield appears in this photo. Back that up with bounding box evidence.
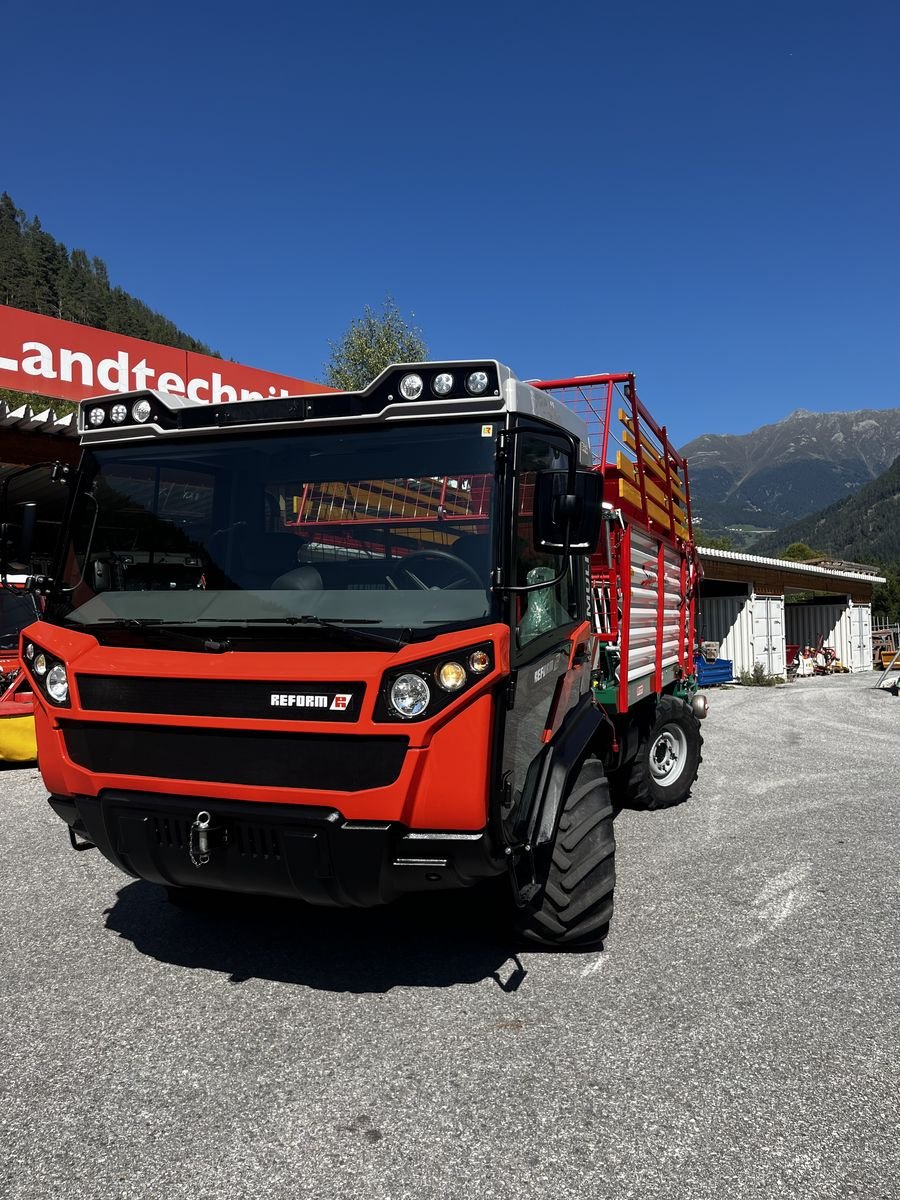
[46,420,500,641]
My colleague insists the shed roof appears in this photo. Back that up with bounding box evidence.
[698,546,885,585]
[0,401,77,439]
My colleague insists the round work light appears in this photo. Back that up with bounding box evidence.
[33,653,47,676]
[110,404,128,423]
[88,407,105,427]
[436,661,467,692]
[468,650,491,674]
[45,663,69,704]
[466,371,489,395]
[389,673,431,718]
[132,399,152,423]
[399,374,424,401]
[432,372,454,396]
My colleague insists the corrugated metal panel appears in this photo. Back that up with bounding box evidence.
[785,603,854,669]
[697,591,755,676]
[626,528,684,683]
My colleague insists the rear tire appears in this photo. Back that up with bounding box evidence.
[516,759,616,948]
[613,695,702,811]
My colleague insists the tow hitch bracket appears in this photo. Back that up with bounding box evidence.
[189,810,227,868]
[68,827,95,852]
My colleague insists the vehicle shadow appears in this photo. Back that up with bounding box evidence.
[103,879,530,994]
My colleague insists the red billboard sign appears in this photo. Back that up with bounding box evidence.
[0,304,323,405]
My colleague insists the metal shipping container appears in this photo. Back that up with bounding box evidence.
[697,589,755,677]
[849,603,872,672]
[784,600,856,670]
[751,594,787,678]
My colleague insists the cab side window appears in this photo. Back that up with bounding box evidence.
[513,434,579,649]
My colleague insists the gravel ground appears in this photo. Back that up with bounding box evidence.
[1,671,898,1199]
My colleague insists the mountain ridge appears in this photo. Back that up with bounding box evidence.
[682,405,900,533]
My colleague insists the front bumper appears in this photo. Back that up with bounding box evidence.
[48,791,504,906]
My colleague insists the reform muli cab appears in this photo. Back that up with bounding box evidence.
[7,363,705,947]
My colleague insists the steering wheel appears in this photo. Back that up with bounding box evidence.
[386,550,484,591]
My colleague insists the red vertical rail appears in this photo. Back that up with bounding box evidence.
[628,379,650,527]
[679,552,690,674]
[687,551,698,672]
[659,424,678,539]
[681,457,694,540]
[600,379,614,467]
[618,525,632,712]
[655,538,666,694]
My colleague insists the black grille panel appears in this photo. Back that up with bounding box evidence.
[75,675,364,723]
[61,722,407,792]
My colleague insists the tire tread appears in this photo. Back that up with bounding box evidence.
[517,760,616,948]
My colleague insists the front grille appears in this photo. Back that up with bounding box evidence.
[75,675,364,723]
[60,722,408,792]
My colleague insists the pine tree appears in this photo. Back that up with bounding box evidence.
[0,193,28,308]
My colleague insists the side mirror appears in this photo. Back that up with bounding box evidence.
[534,469,602,554]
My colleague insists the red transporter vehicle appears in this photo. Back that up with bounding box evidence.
[9,363,705,946]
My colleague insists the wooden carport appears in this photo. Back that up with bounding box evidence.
[697,547,885,677]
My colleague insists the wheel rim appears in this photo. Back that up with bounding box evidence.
[648,724,688,787]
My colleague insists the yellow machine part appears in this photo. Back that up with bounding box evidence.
[0,714,38,764]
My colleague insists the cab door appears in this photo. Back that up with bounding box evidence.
[499,429,591,844]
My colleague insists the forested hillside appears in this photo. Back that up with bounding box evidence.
[751,452,900,564]
[0,191,216,414]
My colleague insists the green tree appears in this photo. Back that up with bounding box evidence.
[781,541,824,562]
[872,563,900,625]
[694,531,733,550]
[325,297,427,391]
[0,193,28,308]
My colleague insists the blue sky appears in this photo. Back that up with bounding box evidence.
[2,1,898,444]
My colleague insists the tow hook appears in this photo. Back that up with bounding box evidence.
[189,810,227,868]
[68,826,95,852]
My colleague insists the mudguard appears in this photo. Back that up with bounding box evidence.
[522,696,605,850]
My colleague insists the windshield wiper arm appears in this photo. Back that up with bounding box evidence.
[235,615,410,650]
[78,619,232,653]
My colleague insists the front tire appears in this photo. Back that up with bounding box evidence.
[516,759,616,948]
[613,695,702,811]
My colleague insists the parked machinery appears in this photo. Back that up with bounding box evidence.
[5,364,705,945]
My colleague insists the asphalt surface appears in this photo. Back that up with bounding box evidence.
[1,671,898,1199]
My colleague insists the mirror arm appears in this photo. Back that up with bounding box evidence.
[494,427,583,594]
[496,525,572,595]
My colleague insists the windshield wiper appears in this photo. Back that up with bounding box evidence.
[77,618,232,653]
[232,615,410,651]
[78,615,408,651]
